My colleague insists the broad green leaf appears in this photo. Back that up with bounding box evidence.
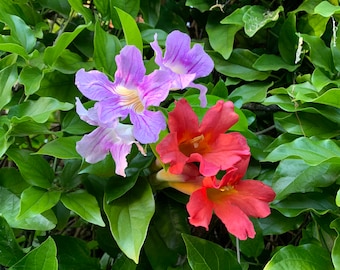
[0,116,14,157]
[53,49,94,74]
[17,186,61,219]
[0,167,29,196]
[94,21,121,75]
[80,154,116,178]
[301,34,335,75]
[331,218,340,269]
[53,235,101,270]
[182,234,241,270]
[0,64,18,110]
[69,0,94,25]
[253,54,297,71]
[8,97,74,124]
[36,136,82,159]
[104,178,155,263]
[242,5,283,37]
[236,220,264,258]
[337,189,340,207]
[272,159,340,201]
[61,190,105,227]
[58,159,83,191]
[0,37,29,59]
[264,137,340,165]
[61,109,94,135]
[278,13,299,65]
[264,244,333,270]
[6,148,54,189]
[272,193,338,217]
[44,23,89,67]
[314,1,340,17]
[10,121,53,136]
[37,0,71,17]
[311,68,340,91]
[115,7,143,52]
[332,24,340,72]
[112,253,137,270]
[298,14,329,37]
[220,6,249,25]
[0,187,56,230]
[229,81,272,104]
[18,66,44,96]
[207,15,242,60]
[185,0,215,12]
[211,50,271,81]
[308,88,340,108]
[0,11,36,52]
[140,0,161,27]
[9,237,58,270]
[105,151,154,203]
[0,216,24,267]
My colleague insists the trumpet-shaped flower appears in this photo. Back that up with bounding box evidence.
[150,30,214,107]
[187,164,276,240]
[75,98,145,177]
[156,99,250,177]
[75,45,172,144]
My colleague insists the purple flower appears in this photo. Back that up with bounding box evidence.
[75,45,172,144]
[75,98,145,177]
[150,30,214,107]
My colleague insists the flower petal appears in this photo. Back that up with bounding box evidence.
[114,46,146,87]
[75,97,99,126]
[214,201,256,240]
[130,110,166,144]
[187,187,214,230]
[188,82,208,107]
[186,43,214,78]
[75,69,114,101]
[163,30,191,67]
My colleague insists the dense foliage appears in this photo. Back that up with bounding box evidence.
[0,0,340,269]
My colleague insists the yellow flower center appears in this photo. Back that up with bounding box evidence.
[207,185,236,202]
[115,85,144,113]
[179,134,210,156]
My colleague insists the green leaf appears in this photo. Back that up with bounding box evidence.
[61,190,105,227]
[272,193,338,217]
[182,234,241,270]
[264,244,333,270]
[0,116,14,157]
[242,5,283,37]
[68,0,94,25]
[61,109,94,135]
[229,81,272,104]
[185,0,215,12]
[272,159,340,201]
[93,21,122,75]
[337,189,340,207]
[0,167,29,196]
[0,187,56,230]
[330,218,340,270]
[253,54,297,71]
[279,12,299,65]
[104,178,155,263]
[9,237,58,270]
[0,216,25,267]
[6,148,54,189]
[17,186,61,219]
[0,10,36,52]
[8,97,74,124]
[18,66,44,96]
[140,0,161,27]
[37,0,71,17]
[80,155,116,178]
[314,1,340,17]
[0,64,18,110]
[36,136,81,159]
[112,253,137,270]
[115,7,143,53]
[206,15,242,60]
[264,137,340,165]
[53,235,101,270]
[211,50,271,81]
[44,23,89,67]
[53,49,94,74]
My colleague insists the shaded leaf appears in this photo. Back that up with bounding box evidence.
[36,136,82,159]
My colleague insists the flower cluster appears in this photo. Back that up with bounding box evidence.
[75,30,275,240]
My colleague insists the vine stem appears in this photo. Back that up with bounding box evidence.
[236,237,240,263]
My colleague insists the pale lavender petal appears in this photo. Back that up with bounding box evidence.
[96,96,130,124]
[141,70,173,107]
[75,69,114,101]
[150,34,166,69]
[186,44,214,78]
[130,110,166,144]
[163,30,191,66]
[75,97,99,126]
[109,143,132,177]
[114,46,146,87]
[188,82,208,107]
[76,127,115,163]
[170,73,196,90]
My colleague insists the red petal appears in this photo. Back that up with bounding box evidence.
[187,188,214,230]
[214,201,256,240]
[200,100,239,141]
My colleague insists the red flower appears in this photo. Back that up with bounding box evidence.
[156,99,250,176]
[186,163,276,240]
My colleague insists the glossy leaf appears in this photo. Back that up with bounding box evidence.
[264,244,333,270]
[0,216,24,267]
[6,148,54,189]
[18,66,44,96]
[182,234,241,270]
[104,178,155,263]
[9,237,58,270]
[0,64,18,110]
[330,218,340,269]
[61,190,105,227]
[115,7,143,53]
[229,81,272,104]
[17,186,61,219]
[36,136,82,159]
[8,97,73,124]
[253,54,297,71]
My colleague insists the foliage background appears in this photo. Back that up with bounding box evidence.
[0,0,340,269]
